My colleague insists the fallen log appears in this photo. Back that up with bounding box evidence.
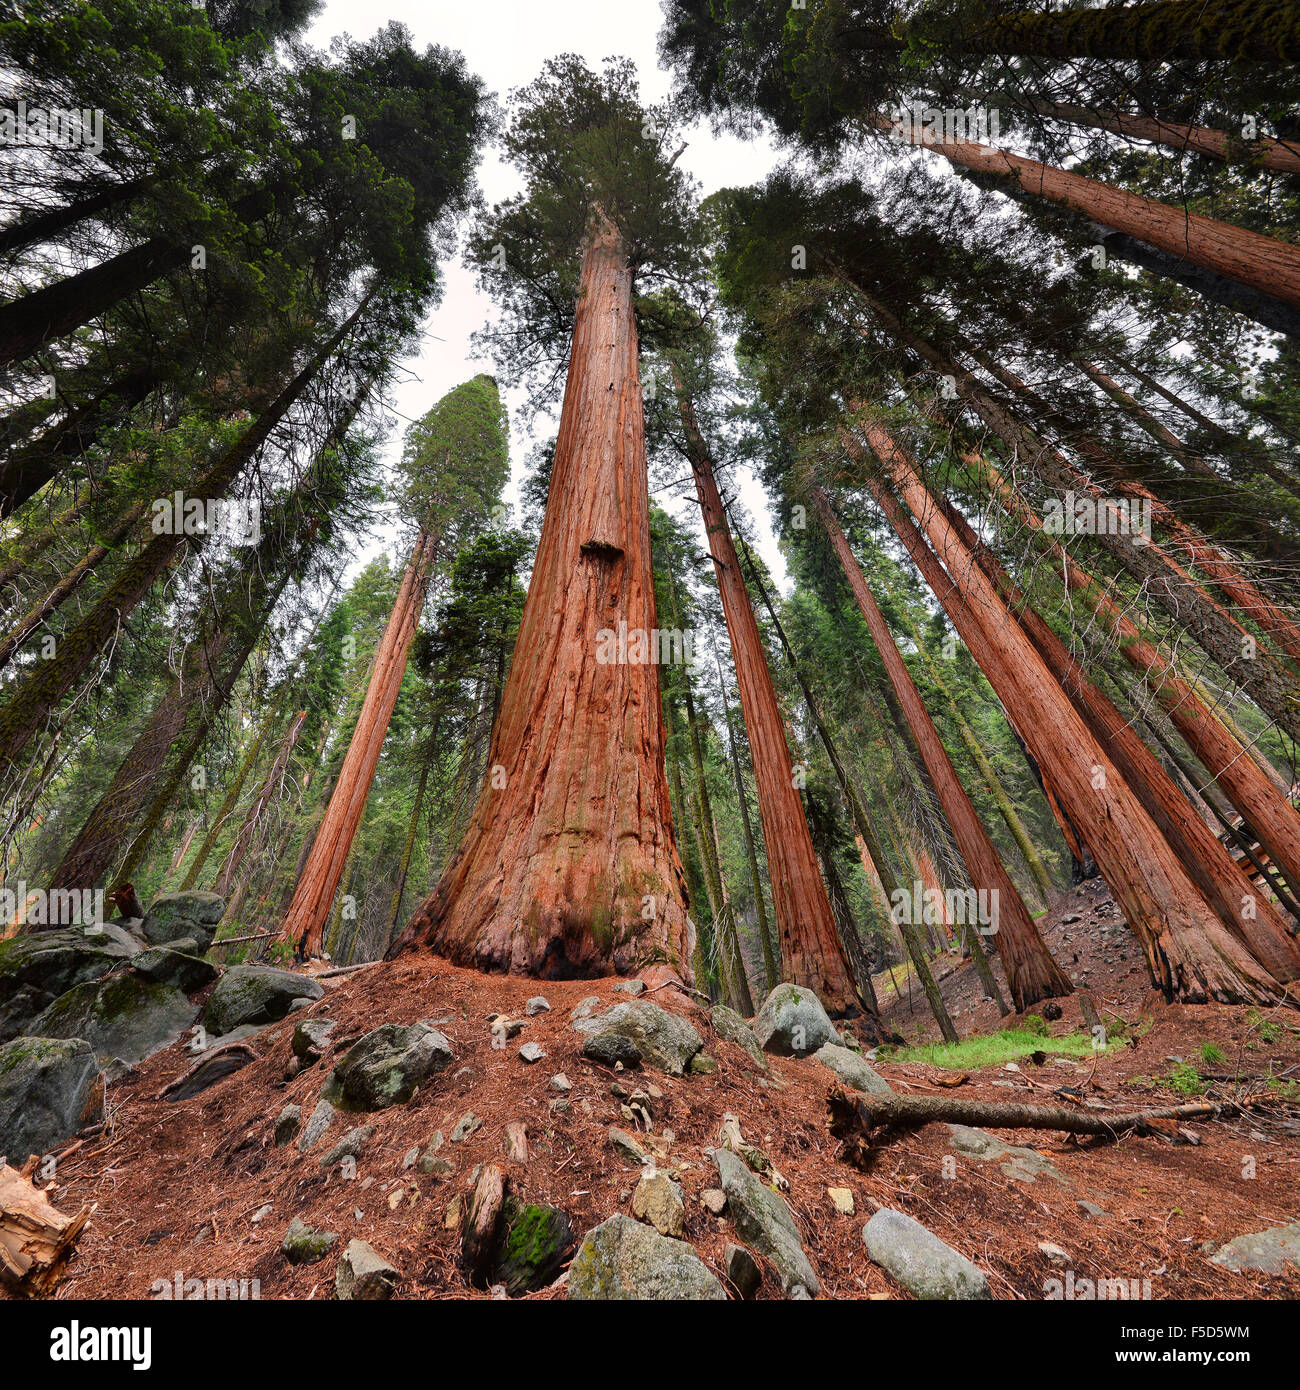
[826,1085,1281,1163]
[0,1158,93,1296]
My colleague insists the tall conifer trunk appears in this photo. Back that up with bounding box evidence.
[390,220,694,981]
[853,420,1287,1004]
[673,369,859,1013]
[281,530,437,957]
[812,486,1070,1009]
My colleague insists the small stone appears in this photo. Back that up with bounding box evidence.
[1037,1241,1071,1267]
[444,1195,463,1229]
[688,1052,718,1076]
[609,1125,652,1166]
[281,1217,338,1266]
[518,1041,545,1064]
[725,1242,762,1299]
[631,1171,685,1238]
[582,1033,642,1069]
[274,1104,301,1147]
[700,1188,727,1216]
[335,1239,398,1301]
[550,1073,571,1092]
[570,995,603,1021]
[613,980,646,996]
[1210,1221,1300,1274]
[318,1124,375,1168]
[525,996,551,1016]
[402,1146,420,1169]
[611,1081,630,1099]
[551,1097,571,1114]
[863,1208,990,1300]
[829,1187,855,1216]
[1060,913,1082,925]
[1077,1200,1109,1219]
[451,1112,482,1142]
[250,1204,272,1224]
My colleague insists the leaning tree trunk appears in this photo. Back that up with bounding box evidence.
[734,529,956,1039]
[812,486,1070,1009]
[712,644,780,990]
[675,368,859,1014]
[280,530,438,958]
[973,452,1300,948]
[389,218,694,981]
[874,115,1300,314]
[935,478,1300,984]
[853,420,1288,1005]
[1030,101,1300,174]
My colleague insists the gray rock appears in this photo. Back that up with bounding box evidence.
[701,1188,727,1216]
[863,1208,991,1300]
[274,1105,301,1146]
[451,1112,482,1142]
[569,995,603,1021]
[0,925,142,1043]
[335,1239,398,1300]
[948,1124,1065,1184]
[317,1124,374,1168]
[582,1033,642,1068]
[0,1036,103,1160]
[710,1005,768,1072]
[524,996,550,1016]
[712,1146,820,1297]
[518,1041,545,1064]
[1077,1200,1109,1219]
[1210,1221,1300,1274]
[813,1042,892,1094]
[550,1073,572,1092]
[753,984,840,1057]
[139,892,225,953]
[613,980,646,996]
[298,1099,335,1152]
[321,1022,452,1112]
[281,1217,339,1265]
[608,1126,652,1167]
[568,1214,725,1301]
[202,965,322,1035]
[33,973,198,1065]
[688,1052,718,1075]
[129,941,218,992]
[292,1017,336,1061]
[573,1002,703,1076]
[725,1242,762,1299]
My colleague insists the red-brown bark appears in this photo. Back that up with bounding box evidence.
[281,532,437,957]
[813,485,1071,1008]
[934,476,1300,986]
[675,378,858,1013]
[875,115,1300,310]
[852,420,1288,1004]
[389,220,694,980]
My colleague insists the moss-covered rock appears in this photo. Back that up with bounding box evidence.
[0,1035,103,1159]
[202,965,321,1035]
[32,973,198,1065]
[568,1214,725,1301]
[139,893,225,953]
[281,1217,339,1266]
[0,925,142,1043]
[492,1200,575,1296]
[321,1022,453,1112]
[572,1002,703,1076]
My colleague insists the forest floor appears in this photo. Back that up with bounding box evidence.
[23,877,1300,1301]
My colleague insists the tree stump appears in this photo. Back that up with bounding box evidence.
[0,1158,93,1297]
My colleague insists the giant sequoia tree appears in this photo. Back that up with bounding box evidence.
[390,59,701,982]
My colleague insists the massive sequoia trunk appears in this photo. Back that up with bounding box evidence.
[812,486,1070,1009]
[281,529,438,958]
[673,368,858,1013]
[853,420,1288,1005]
[389,220,694,981]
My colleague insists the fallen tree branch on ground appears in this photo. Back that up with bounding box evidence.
[826,1085,1286,1165]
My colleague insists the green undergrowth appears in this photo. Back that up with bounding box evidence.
[879,1025,1117,1071]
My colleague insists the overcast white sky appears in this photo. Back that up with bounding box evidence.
[305,0,792,587]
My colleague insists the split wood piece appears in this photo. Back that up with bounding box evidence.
[461,1163,506,1287]
[0,1158,93,1297]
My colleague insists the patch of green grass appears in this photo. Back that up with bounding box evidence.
[1246,1008,1285,1045]
[1200,1042,1226,1066]
[1161,1062,1208,1096]
[880,1027,1114,1071]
